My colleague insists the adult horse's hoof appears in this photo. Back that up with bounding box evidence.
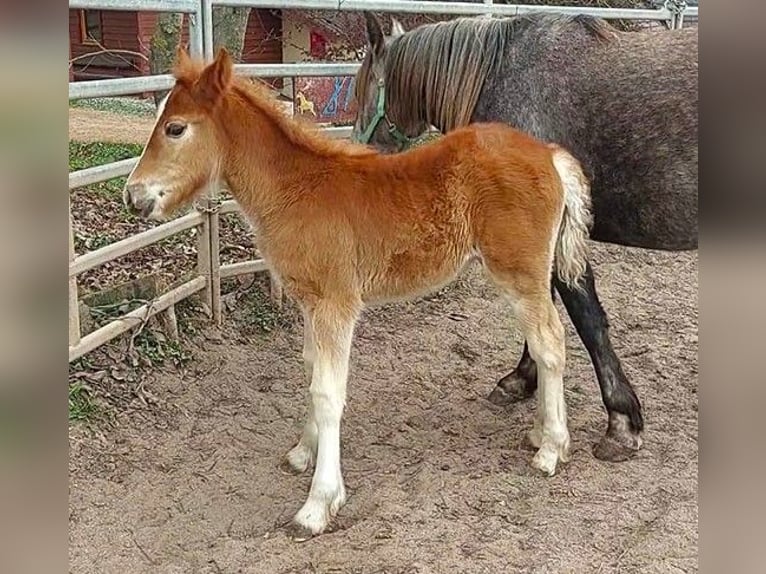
[487,370,535,406]
[592,413,642,462]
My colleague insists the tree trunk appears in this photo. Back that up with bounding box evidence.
[148,9,251,108]
[149,13,184,107]
[212,7,252,62]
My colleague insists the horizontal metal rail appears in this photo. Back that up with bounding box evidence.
[69,211,204,277]
[236,62,360,77]
[69,0,198,11]
[211,0,671,21]
[69,63,363,100]
[69,158,138,190]
[69,75,174,100]
[69,275,207,362]
[322,126,354,139]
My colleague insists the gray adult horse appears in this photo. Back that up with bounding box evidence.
[353,12,698,461]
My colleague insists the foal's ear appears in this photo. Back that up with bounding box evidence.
[364,12,385,58]
[391,17,406,38]
[174,45,193,71]
[197,47,233,105]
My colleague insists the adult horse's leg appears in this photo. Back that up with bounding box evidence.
[489,261,644,461]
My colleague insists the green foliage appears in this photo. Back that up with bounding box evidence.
[69,141,143,199]
[69,381,96,422]
[132,330,192,367]
[70,97,155,117]
[69,141,143,172]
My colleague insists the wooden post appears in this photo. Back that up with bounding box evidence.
[269,273,284,309]
[196,203,213,316]
[160,305,179,342]
[69,200,81,347]
[209,193,222,326]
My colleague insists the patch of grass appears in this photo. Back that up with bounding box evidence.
[237,281,295,336]
[69,381,96,422]
[70,97,157,118]
[69,141,144,199]
[133,330,193,367]
[69,141,143,171]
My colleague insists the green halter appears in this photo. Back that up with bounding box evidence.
[353,78,412,147]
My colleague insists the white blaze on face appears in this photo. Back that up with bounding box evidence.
[126,92,169,183]
[124,93,175,218]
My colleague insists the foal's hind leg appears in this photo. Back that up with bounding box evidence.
[489,261,644,461]
[504,290,571,476]
[489,282,556,405]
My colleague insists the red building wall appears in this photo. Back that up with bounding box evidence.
[70,9,284,83]
[69,10,147,80]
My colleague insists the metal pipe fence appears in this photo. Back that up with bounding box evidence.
[68,0,697,361]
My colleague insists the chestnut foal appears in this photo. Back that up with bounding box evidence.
[124,48,593,538]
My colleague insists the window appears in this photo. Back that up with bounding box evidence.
[80,10,103,44]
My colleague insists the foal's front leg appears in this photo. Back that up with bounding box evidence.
[289,303,357,539]
[283,309,318,474]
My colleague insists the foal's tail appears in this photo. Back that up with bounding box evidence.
[551,147,593,290]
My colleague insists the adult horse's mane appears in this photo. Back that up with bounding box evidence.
[360,13,617,133]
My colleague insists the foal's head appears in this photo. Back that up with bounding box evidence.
[124,48,234,220]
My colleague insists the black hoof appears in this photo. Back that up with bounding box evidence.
[487,371,535,406]
[593,413,642,462]
[593,435,640,462]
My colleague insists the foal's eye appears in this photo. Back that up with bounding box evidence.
[165,122,187,138]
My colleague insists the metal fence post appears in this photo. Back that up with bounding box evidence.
[187,0,215,317]
[200,0,223,324]
[189,0,205,58]
[666,0,687,29]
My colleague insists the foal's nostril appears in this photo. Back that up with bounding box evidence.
[126,183,144,197]
[124,183,146,214]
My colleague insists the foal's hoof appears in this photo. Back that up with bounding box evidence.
[531,447,560,476]
[284,522,317,543]
[281,444,314,475]
[278,459,304,476]
[487,371,534,406]
[593,413,643,462]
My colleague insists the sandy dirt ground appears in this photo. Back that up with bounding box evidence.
[69,107,156,144]
[68,242,698,574]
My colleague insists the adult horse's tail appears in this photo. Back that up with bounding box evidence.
[551,147,593,290]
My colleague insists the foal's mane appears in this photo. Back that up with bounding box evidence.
[173,56,374,159]
[362,13,616,133]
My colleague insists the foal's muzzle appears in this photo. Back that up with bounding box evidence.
[123,183,156,218]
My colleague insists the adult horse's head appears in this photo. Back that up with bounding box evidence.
[353,13,506,152]
[124,47,233,220]
[352,13,425,151]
